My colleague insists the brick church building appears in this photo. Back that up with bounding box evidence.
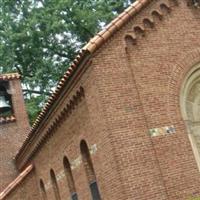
[0,0,200,199]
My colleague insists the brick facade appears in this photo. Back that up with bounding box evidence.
[1,168,39,200]
[0,77,30,192]
[1,0,200,199]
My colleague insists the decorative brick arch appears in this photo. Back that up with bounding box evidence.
[167,48,200,123]
[167,48,200,170]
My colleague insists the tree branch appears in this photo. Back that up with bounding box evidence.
[14,65,23,76]
[23,89,51,96]
[54,51,68,58]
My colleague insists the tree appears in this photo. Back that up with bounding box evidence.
[0,0,134,123]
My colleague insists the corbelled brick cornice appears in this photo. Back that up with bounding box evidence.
[124,0,181,48]
[15,86,85,169]
[15,0,182,169]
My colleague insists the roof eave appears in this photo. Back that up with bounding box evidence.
[14,0,151,168]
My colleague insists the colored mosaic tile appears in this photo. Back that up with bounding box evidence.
[149,125,176,137]
[90,144,97,155]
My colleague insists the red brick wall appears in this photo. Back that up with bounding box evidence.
[124,1,200,199]
[32,89,124,200]
[3,170,40,200]
[12,0,200,200]
[89,0,200,199]
[0,79,30,191]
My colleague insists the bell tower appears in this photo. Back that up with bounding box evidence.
[0,73,30,191]
[0,81,13,117]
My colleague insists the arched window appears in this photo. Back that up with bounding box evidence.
[180,64,200,171]
[40,179,47,200]
[80,140,101,200]
[50,169,61,200]
[63,156,78,200]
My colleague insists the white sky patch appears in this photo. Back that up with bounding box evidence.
[99,21,106,29]
[35,1,43,8]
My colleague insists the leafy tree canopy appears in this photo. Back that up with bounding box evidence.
[0,0,134,123]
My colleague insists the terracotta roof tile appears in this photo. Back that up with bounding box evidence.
[0,73,21,81]
[15,0,151,164]
[0,164,34,200]
[83,0,150,53]
[0,116,16,124]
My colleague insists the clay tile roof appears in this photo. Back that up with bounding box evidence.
[0,164,34,200]
[0,73,21,81]
[15,0,151,162]
[0,116,16,124]
[83,0,150,53]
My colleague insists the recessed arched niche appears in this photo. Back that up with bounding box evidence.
[180,63,200,171]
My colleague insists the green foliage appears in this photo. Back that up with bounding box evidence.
[25,95,46,124]
[0,0,134,123]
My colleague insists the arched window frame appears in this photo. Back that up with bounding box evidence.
[50,169,61,200]
[39,179,47,200]
[63,156,78,200]
[80,140,101,200]
[180,63,200,171]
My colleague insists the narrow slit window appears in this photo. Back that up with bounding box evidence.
[63,156,78,200]
[71,192,78,200]
[50,169,61,200]
[40,179,47,200]
[90,181,101,200]
[80,140,101,200]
